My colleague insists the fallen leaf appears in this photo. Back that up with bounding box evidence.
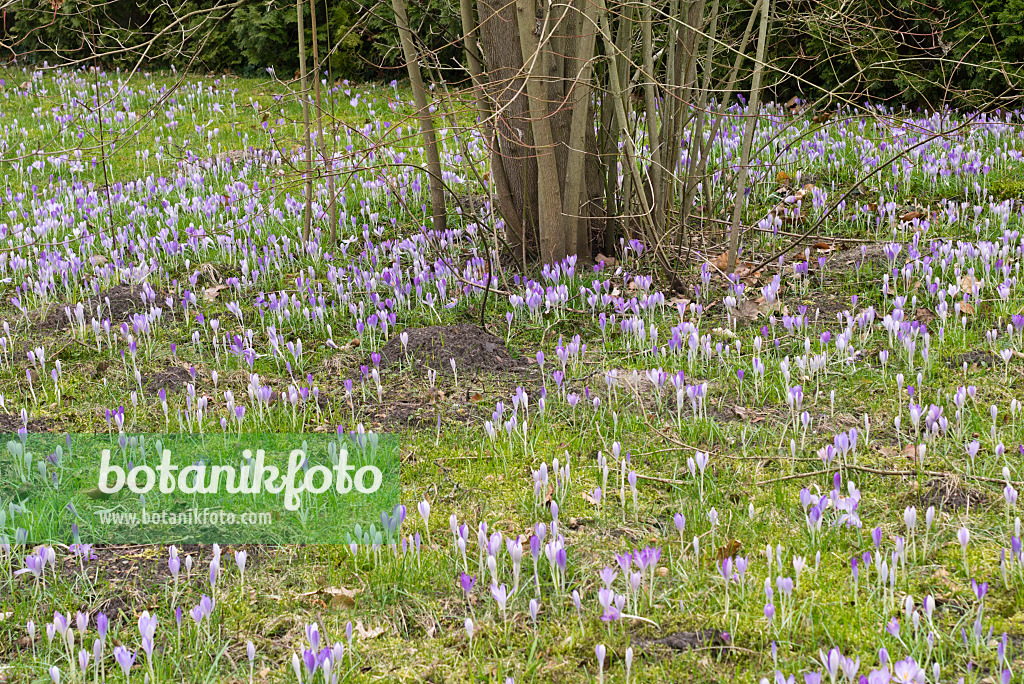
[324,585,359,607]
[468,392,484,403]
[812,111,833,124]
[732,406,765,423]
[295,585,360,607]
[776,170,791,185]
[915,308,935,324]
[728,298,764,325]
[899,210,927,223]
[792,184,815,202]
[354,621,386,639]
[960,301,975,316]
[583,491,600,505]
[596,253,618,268]
[712,252,731,271]
[960,275,976,294]
[812,242,833,251]
[204,284,228,302]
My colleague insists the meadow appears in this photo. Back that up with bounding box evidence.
[0,66,1023,683]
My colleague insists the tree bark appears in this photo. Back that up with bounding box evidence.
[560,0,598,258]
[727,0,771,271]
[297,0,313,244]
[515,0,567,263]
[392,0,448,232]
[309,0,338,244]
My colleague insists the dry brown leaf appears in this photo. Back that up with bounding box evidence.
[812,242,833,251]
[728,297,769,325]
[204,284,228,302]
[732,406,765,423]
[596,253,618,268]
[915,308,936,324]
[776,170,791,185]
[961,301,975,316]
[728,299,761,323]
[354,621,386,639]
[793,184,816,202]
[583,491,600,505]
[812,111,833,124]
[712,252,731,272]
[734,263,763,286]
[295,585,360,608]
[324,585,359,607]
[468,392,484,403]
[960,275,976,294]
[899,210,927,223]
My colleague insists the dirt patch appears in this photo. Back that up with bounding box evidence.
[376,390,485,432]
[787,291,850,327]
[378,324,521,376]
[142,366,193,395]
[0,414,55,433]
[39,284,163,332]
[383,401,440,430]
[945,349,1001,369]
[920,477,988,512]
[634,629,731,655]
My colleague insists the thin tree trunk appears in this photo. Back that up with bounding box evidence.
[641,0,663,234]
[677,0,761,251]
[726,0,771,271]
[309,0,337,244]
[600,2,654,241]
[392,0,448,232]
[460,0,524,244]
[516,0,566,263]
[561,0,598,257]
[297,0,314,244]
[599,64,618,255]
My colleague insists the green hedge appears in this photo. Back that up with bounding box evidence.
[4,0,1022,103]
[3,0,462,81]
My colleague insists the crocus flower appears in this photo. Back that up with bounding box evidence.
[113,645,136,677]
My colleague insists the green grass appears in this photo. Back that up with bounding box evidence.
[0,66,1023,683]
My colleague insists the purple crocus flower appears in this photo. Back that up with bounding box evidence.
[113,645,136,677]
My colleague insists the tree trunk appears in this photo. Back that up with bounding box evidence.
[515,0,567,264]
[309,0,338,244]
[392,0,448,232]
[297,0,313,244]
[475,0,603,262]
[727,0,771,271]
